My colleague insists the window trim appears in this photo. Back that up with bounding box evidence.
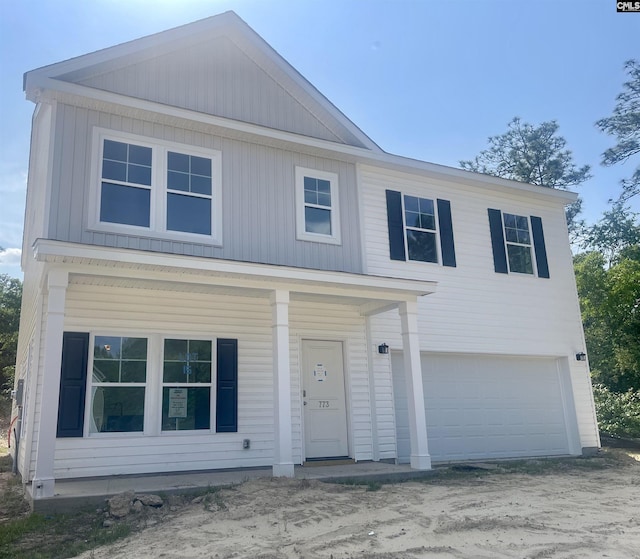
[294,166,341,245]
[160,336,215,435]
[402,193,441,264]
[86,333,151,438]
[89,128,223,245]
[502,212,536,276]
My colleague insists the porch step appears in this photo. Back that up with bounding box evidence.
[303,458,355,467]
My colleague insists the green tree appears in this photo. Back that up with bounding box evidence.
[582,202,640,267]
[0,274,22,396]
[596,59,640,203]
[574,251,640,393]
[460,117,591,239]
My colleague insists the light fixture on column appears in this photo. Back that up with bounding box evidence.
[378,343,389,354]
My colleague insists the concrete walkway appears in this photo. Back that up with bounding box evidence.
[28,461,432,512]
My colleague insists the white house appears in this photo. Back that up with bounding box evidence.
[12,11,599,503]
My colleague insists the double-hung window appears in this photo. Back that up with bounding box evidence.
[404,195,438,263]
[503,213,533,274]
[487,209,550,278]
[90,336,147,433]
[162,338,213,431]
[295,167,341,244]
[385,189,457,267]
[92,130,222,244]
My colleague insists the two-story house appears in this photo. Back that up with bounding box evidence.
[12,11,599,503]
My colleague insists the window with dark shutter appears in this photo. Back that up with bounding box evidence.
[386,189,406,261]
[437,199,456,267]
[216,338,238,433]
[57,332,90,438]
[530,216,550,278]
[488,208,509,274]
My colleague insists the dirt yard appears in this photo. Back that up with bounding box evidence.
[73,454,640,559]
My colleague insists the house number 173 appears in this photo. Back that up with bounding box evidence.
[318,400,330,408]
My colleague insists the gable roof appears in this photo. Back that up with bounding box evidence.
[24,11,381,151]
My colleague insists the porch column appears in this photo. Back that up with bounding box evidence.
[270,290,294,477]
[33,269,68,498]
[399,300,431,470]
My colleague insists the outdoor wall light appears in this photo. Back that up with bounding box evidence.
[378,343,389,355]
[576,352,587,361]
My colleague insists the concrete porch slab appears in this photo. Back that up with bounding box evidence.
[27,461,434,513]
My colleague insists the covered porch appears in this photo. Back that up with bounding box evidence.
[26,240,438,500]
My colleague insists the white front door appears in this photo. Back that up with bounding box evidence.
[302,340,348,459]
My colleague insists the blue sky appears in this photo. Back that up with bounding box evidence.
[0,0,638,279]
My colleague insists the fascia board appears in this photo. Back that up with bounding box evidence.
[27,77,578,205]
[33,239,436,300]
[23,12,238,89]
[23,12,380,153]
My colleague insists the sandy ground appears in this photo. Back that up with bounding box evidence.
[74,455,640,559]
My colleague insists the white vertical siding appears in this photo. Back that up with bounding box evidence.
[47,104,363,274]
[65,35,366,147]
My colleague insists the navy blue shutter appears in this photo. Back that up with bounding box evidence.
[437,199,456,267]
[386,189,406,261]
[216,338,238,433]
[530,216,550,278]
[57,332,90,438]
[488,209,508,274]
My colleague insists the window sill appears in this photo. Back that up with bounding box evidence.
[296,231,342,246]
[87,222,223,247]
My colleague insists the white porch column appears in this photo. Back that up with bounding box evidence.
[399,300,431,470]
[33,269,68,498]
[270,290,294,477]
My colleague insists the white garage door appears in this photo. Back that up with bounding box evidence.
[392,353,570,463]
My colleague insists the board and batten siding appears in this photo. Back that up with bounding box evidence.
[47,103,363,274]
[64,35,366,147]
[26,282,372,479]
[360,164,598,451]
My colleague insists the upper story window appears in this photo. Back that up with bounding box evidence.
[295,167,341,245]
[385,189,457,267]
[91,129,222,244]
[503,213,533,274]
[404,195,438,263]
[487,208,549,278]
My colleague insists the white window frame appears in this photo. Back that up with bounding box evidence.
[160,336,215,435]
[85,332,152,438]
[294,166,341,245]
[502,212,536,275]
[89,128,223,245]
[402,193,441,264]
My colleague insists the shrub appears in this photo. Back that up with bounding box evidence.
[592,384,640,439]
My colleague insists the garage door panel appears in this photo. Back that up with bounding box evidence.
[392,353,570,462]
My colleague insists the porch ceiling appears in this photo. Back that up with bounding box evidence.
[34,239,437,314]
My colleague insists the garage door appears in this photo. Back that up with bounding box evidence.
[392,353,570,463]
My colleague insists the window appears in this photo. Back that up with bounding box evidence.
[90,336,147,433]
[487,209,549,278]
[385,190,457,267]
[295,167,341,244]
[162,339,212,431]
[503,213,533,274]
[167,152,212,235]
[404,195,438,263]
[91,129,222,244]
